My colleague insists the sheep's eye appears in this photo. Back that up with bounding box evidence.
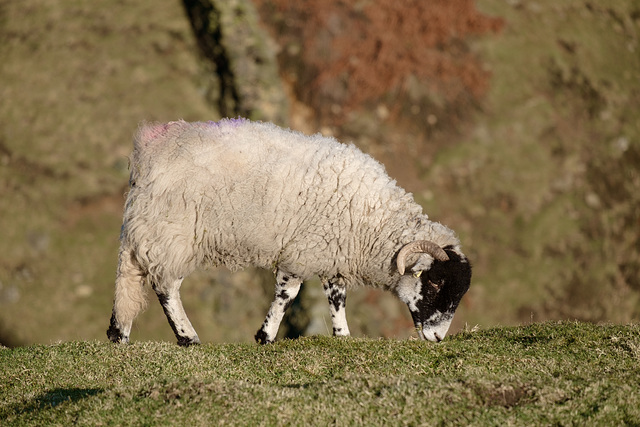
[430,281,441,291]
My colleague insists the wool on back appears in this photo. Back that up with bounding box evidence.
[125,119,450,286]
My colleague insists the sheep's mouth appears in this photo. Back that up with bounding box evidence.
[416,326,443,343]
[415,313,454,343]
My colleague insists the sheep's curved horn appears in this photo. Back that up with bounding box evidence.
[396,241,449,275]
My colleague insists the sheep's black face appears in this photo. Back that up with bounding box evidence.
[397,246,471,342]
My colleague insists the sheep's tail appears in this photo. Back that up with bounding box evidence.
[107,247,148,343]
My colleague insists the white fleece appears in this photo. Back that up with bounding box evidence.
[121,118,460,292]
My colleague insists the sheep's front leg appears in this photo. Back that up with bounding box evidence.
[153,277,201,347]
[255,270,302,344]
[323,278,351,337]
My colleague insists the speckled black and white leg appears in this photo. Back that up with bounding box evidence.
[323,278,351,337]
[153,277,201,347]
[255,270,302,344]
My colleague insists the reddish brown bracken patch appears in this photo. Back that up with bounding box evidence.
[254,0,503,120]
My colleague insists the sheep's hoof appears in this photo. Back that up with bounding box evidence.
[254,329,273,345]
[106,319,129,344]
[177,336,201,347]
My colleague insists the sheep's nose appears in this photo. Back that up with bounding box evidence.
[433,333,442,343]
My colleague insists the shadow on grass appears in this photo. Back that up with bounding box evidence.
[6,388,103,415]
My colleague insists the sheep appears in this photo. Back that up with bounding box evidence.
[106,118,472,346]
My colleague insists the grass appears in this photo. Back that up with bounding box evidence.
[1,321,639,425]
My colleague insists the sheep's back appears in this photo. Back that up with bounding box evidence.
[127,119,421,279]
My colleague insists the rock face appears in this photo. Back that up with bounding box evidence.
[6,0,635,346]
[182,0,289,124]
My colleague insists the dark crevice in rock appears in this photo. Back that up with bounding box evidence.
[182,0,246,117]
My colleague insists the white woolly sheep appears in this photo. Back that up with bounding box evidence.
[107,118,472,346]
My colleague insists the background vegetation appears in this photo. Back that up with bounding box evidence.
[0,0,638,347]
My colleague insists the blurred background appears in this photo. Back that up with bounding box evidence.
[1,0,638,347]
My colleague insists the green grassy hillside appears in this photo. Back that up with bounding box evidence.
[1,322,639,425]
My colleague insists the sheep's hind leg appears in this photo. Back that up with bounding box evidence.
[153,277,201,346]
[107,249,147,344]
[255,270,302,344]
[323,278,351,337]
